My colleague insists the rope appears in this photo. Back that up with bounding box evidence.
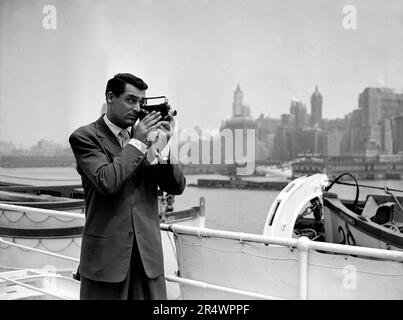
[36,238,80,253]
[384,188,403,212]
[0,210,79,224]
[0,210,25,223]
[326,172,403,214]
[328,180,403,193]
[0,173,79,182]
[0,237,80,254]
[326,173,360,209]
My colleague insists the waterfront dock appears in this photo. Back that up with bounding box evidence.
[196,178,288,190]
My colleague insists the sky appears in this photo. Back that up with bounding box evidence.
[1,0,403,147]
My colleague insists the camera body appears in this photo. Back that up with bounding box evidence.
[139,96,177,121]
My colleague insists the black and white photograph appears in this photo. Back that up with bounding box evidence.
[0,0,403,306]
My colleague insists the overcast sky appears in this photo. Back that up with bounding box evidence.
[1,0,403,147]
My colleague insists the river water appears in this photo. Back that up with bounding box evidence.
[0,167,402,234]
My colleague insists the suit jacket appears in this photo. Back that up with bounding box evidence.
[69,115,186,282]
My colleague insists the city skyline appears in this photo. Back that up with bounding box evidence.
[1,0,403,147]
[0,82,401,149]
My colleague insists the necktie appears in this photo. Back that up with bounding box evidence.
[118,129,130,148]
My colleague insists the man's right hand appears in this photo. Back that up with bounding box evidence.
[131,111,162,146]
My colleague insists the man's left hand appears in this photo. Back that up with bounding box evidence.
[147,118,175,163]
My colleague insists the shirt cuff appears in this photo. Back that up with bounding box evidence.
[128,139,148,154]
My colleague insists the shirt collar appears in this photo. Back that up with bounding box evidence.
[103,114,131,139]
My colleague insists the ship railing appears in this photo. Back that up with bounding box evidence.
[0,203,82,265]
[2,203,403,300]
[160,223,403,300]
[0,203,82,300]
[0,271,75,300]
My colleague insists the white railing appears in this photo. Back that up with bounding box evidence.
[0,237,80,263]
[164,275,283,300]
[160,223,403,299]
[2,203,403,300]
[0,203,85,220]
[0,273,74,300]
[0,203,83,299]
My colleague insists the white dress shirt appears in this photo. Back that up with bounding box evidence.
[103,114,148,153]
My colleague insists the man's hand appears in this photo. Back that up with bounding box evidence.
[146,117,176,164]
[131,111,162,146]
[153,115,176,146]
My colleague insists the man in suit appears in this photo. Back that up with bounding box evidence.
[69,73,186,300]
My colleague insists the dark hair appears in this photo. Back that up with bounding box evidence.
[105,73,148,98]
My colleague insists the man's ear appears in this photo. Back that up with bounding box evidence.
[106,91,115,104]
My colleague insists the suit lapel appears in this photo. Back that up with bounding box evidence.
[95,116,122,156]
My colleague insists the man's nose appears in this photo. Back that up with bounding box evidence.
[132,103,140,111]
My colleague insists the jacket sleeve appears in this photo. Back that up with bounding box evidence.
[69,131,146,195]
[153,161,186,195]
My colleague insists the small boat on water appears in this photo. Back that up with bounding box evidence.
[323,184,403,250]
[263,173,403,250]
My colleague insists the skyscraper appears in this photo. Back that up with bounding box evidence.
[232,83,251,118]
[232,83,243,117]
[290,99,307,130]
[392,115,403,154]
[357,87,403,155]
[221,84,257,165]
[310,85,323,127]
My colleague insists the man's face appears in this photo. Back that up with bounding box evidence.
[107,83,146,128]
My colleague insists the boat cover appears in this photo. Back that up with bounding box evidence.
[173,233,403,299]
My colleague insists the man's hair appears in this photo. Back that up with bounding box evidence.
[105,73,148,98]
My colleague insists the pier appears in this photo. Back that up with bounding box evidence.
[196,178,288,190]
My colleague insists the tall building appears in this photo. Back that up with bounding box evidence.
[310,85,323,127]
[392,115,403,154]
[380,118,393,154]
[256,114,280,159]
[273,127,292,161]
[359,88,403,126]
[356,87,403,155]
[295,128,321,155]
[290,100,307,130]
[281,113,296,130]
[319,129,343,157]
[221,84,257,165]
[232,83,251,118]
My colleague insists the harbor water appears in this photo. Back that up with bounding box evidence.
[0,167,402,234]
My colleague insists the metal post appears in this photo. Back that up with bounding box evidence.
[199,197,205,217]
[297,236,310,300]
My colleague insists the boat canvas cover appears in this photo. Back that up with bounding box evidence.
[174,234,403,299]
